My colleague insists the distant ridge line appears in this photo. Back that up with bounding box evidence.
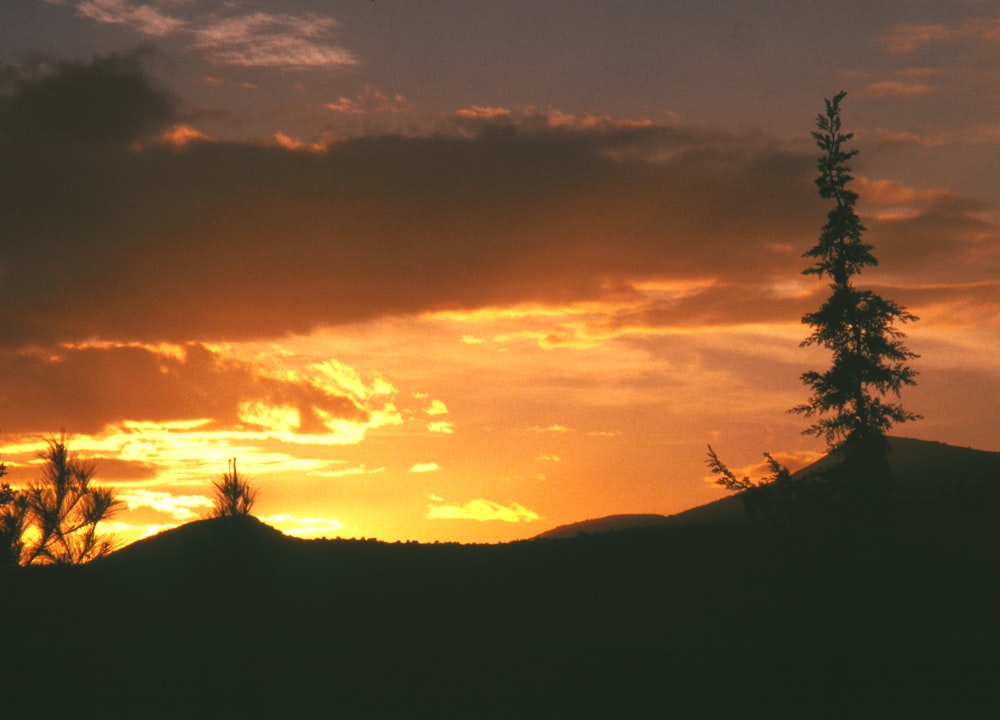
[534,513,673,540]
[535,437,1000,539]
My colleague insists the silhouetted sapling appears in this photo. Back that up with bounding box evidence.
[211,458,260,517]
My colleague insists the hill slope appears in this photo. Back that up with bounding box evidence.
[538,436,1000,537]
[3,437,1000,717]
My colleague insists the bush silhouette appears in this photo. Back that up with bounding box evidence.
[1,458,27,569]
[211,458,260,518]
[705,445,794,526]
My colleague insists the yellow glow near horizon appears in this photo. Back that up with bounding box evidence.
[3,283,997,548]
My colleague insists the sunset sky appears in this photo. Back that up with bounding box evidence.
[1,1,998,545]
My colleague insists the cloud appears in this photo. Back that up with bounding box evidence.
[0,50,174,146]
[192,11,356,68]
[152,123,213,148]
[455,105,511,121]
[449,105,653,137]
[424,400,449,416]
[426,497,541,523]
[0,55,996,361]
[0,341,382,439]
[272,131,326,153]
[859,81,938,98]
[119,489,213,521]
[427,421,455,435]
[879,23,961,54]
[84,456,161,482]
[327,86,410,115]
[527,425,573,434]
[311,463,385,478]
[409,462,440,473]
[65,1,357,69]
[77,0,186,37]
[261,514,344,538]
[879,18,1000,54]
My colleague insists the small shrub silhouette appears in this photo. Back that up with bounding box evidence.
[1,458,27,568]
[211,458,260,518]
[706,445,793,526]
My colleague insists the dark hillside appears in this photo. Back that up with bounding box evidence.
[685,436,1000,523]
[539,437,1000,535]
[4,445,1000,717]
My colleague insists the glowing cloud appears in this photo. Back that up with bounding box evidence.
[159,123,212,147]
[238,401,301,433]
[311,464,385,478]
[455,105,511,120]
[427,421,455,435]
[409,462,440,474]
[527,425,572,434]
[426,497,541,523]
[262,514,344,539]
[424,400,449,416]
[326,86,410,115]
[118,489,214,521]
[273,132,326,154]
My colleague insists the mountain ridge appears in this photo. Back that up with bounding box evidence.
[536,436,1000,538]
[5,435,1000,716]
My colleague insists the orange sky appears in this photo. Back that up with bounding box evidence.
[1,1,998,545]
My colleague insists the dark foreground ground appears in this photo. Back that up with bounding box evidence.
[3,491,1000,719]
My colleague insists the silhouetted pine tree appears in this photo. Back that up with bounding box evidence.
[792,91,920,511]
[20,435,121,564]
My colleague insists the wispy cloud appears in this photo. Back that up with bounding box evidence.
[450,105,654,137]
[409,462,440,473]
[77,0,186,37]
[119,489,213,521]
[262,514,344,538]
[327,86,410,115]
[311,463,385,478]
[0,340,405,446]
[455,105,511,121]
[880,17,1000,54]
[157,123,213,147]
[859,81,938,98]
[192,11,356,68]
[879,23,961,54]
[426,497,541,523]
[272,132,326,153]
[527,425,573,434]
[427,421,455,435]
[67,1,357,69]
